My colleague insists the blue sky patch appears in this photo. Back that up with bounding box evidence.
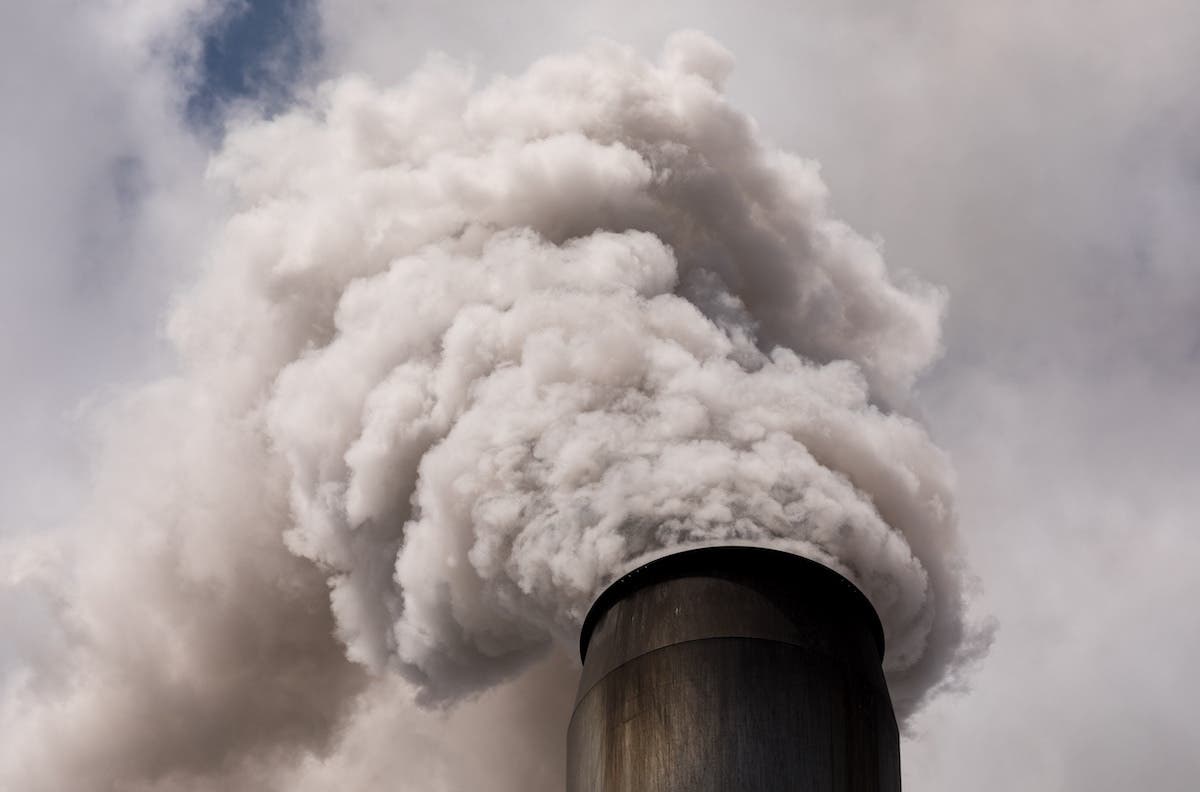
[186,0,320,128]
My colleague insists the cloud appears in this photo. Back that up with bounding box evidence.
[255,1,1200,788]
[3,1,1199,790]
[0,28,989,789]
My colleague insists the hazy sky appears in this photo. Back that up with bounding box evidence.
[2,1,1199,790]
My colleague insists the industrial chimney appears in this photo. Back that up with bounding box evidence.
[566,545,900,792]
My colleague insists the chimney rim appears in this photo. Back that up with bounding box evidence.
[578,545,885,663]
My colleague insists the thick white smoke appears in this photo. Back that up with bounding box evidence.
[0,31,987,791]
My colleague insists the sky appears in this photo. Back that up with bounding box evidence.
[2,1,1199,790]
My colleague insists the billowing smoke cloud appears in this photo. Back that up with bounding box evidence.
[0,31,987,790]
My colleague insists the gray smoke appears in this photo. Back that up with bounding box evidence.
[0,31,988,791]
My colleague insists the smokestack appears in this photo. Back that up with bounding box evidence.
[567,546,900,792]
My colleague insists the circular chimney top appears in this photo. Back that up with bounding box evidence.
[578,545,884,663]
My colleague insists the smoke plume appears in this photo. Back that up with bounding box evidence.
[0,31,987,791]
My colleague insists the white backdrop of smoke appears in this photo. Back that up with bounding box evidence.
[0,31,988,790]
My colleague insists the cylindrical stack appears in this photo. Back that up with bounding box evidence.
[567,546,900,792]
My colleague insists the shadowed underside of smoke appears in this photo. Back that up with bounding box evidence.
[0,31,988,792]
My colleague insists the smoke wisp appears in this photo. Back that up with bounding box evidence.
[1,31,988,790]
